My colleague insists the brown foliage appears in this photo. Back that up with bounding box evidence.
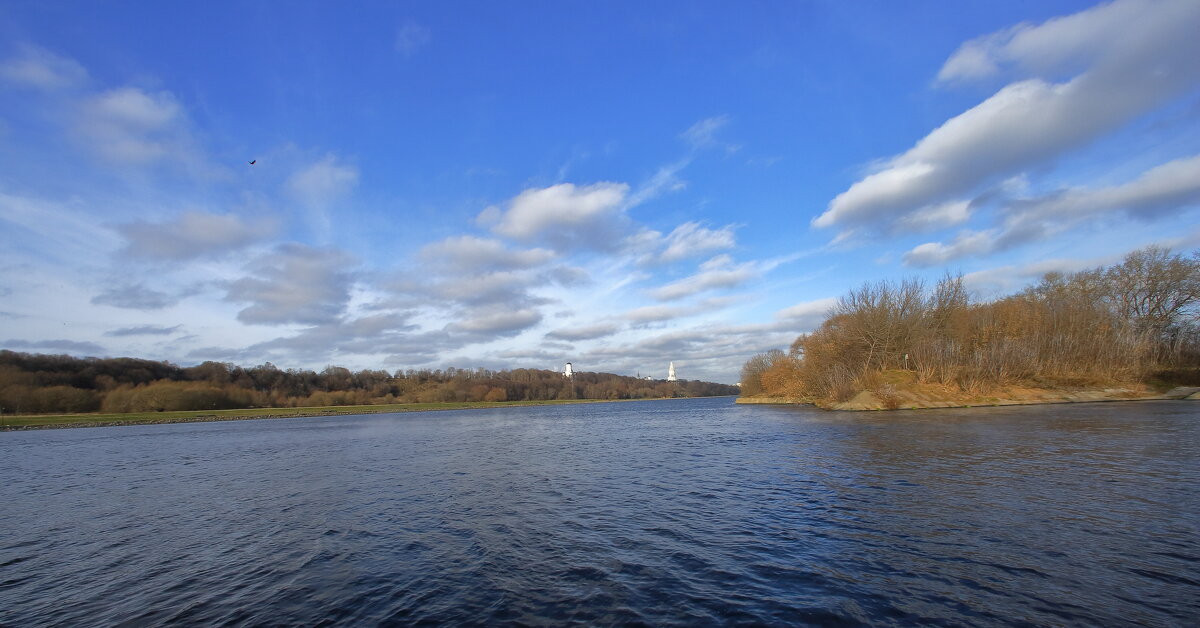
[744,247,1200,404]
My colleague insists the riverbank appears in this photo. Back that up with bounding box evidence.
[738,382,1200,411]
[0,397,686,431]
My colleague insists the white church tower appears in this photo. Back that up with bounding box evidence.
[667,361,677,382]
[564,362,574,378]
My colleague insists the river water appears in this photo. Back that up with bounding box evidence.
[1,397,1197,626]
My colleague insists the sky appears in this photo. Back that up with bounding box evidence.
[2,0,1199,384]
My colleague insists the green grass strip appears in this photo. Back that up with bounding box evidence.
[0,398,671,430]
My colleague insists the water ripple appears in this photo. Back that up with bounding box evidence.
[1,398,1198,626]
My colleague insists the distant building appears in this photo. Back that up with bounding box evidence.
[564,362,574,378]
[667,361,677,382]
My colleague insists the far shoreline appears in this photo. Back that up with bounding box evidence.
[0,396,733,432]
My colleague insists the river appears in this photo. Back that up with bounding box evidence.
[1,397,1197,626]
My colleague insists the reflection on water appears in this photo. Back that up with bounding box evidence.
[1,398,1197,625]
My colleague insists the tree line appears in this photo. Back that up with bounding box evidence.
[0,353,738,415]
[742,246,1200,404]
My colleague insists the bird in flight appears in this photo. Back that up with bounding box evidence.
[248,159,256,165]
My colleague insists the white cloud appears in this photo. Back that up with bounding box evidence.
[485,181,630,249]
[680,115,738,153]
[395,19,432,57]
[285,154,359,208]
[624,160,689,207]
[106,325,181,337]
[894,200,971,233]
[447,307,542,335]
[621,297,736,324]
[418,235,556,272]
[91,284,179,310]
[649,254,759,301]
[903,154,1200,265]
[903,230,998,267]
[937,31,1011,82]
[0,190,120,265]
[1007,153,1200,222]
[240,313,419,365]
[816,0,1200,236]
[546,322,621,341]
[622,304,685,323]
[654,222,737,264]
[76,87,189,163]
[0,44,87,90]
[938,0,1178,84]
[226,244,357,325]
[961,257,1104,296]
[774,297,837,325]
[427,270,545,307]
[117,211,277,260]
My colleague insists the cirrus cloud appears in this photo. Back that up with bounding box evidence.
[0,44,88,90]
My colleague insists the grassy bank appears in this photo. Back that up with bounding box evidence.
[0,398,658,431]
[737,370,1200,411]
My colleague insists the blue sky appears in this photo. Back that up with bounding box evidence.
[2,0,1199,383]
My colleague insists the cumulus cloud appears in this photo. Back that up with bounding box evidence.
[105,324,181,337]
[226,244,356,325]
[117,211,276,260]
[418,235,556,273]
[816,0,1200,236]
[903,154,1200,266]
[546,322,621,341]
[0,44,87,89]
[482,182,630,249]
[76,87,190,163]
[91,284,178,310]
